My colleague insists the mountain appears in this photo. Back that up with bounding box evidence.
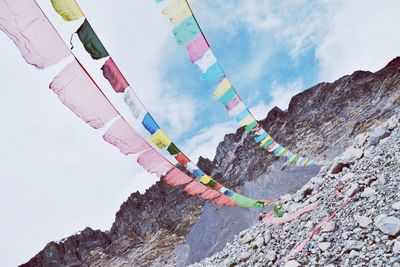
[21,58,400,267]
[191,113,400,267]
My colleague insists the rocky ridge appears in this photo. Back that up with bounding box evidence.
[191,114,400,267]
[21,58,400,266]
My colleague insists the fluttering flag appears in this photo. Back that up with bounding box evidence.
[163,167,192,186]
[142,113,161,134]
[167,143,180,155]
[137,149,174,177]
[184,181,208,195]
[195,49,217,73]
[77,19,109,60]
[50,60,118,129]
[200,63,225,83]
[103,118,152,155]
[231,193,264,208]
[124,87,147,119]
[50,0,84,21]
[150,129,172,149]
[0,0,70,69]
[101,57,129,93]
[172,16,201,45]
[161,0,192,24]
[186,33,209,63]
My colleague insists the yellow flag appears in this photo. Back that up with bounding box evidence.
[199,175,211,185]
[150,129,171,149]
[259,135,272,147]
[239,114,255,127]
[213,78,232,98]
[161,0,192,24]
[50,0,84,21]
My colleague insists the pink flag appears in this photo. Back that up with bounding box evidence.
[184,181,208,195]
[186,33,209,63]
[200,189,221,200]
[213,195,237,206]
[263,201,319,225]
[137,149,173,177]
[103,118,151,155]
[225,95,241,111]
[0,0,70,69]
[101,57,129,93]
[164,167,193,186]
[50,60,119,129]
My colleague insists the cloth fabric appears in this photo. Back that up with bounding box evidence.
[77,19,109,60]
[239,114,255,127]
[150,129,171,149]
[137,149,173,177]
[49,60,118,129]
[161,0,192,24]
[193,169,205,178]
[175,152,190,165]
[199,174,211,185]
[142,113,160,134]
[214,78,232,98]
[261,138,275,149]
[245,120,259,133]
[103,118,151,155]
[50,0,84,21]
[235,109,251,122]
[172,16,200,45]
[167,142,180,155]
[184,181,208,195]
[200,189,221,200]
[101,57,129,93]
[186,33,209,62]
[124,87,146,119]
[217,88,236,105]
[0,0,70,69]
[228,102,246,117]
[225,95,241,111]
[256,133,270,144]
[200,63,224,84]
[164,167,192,186]
[231,193,259,208]
[195,49,217,72]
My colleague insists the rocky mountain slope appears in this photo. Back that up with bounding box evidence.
[191,114,400,267]
[21,58,400,266]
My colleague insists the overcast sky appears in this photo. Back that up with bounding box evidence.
[1,0,400,266]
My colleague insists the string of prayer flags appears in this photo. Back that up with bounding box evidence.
[77,19,109,60]
[47,0,280,209]
[101,57,129,93]
[50,0,84,21]
[50,60,119,129]
[156,0,327,166]
[0,0,70,69]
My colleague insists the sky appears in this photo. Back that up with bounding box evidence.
[1,0,400,266]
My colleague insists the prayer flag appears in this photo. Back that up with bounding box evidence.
[50,0,84,21]
[103,118,151,155]
[101,57,129,93]
[0,0,70,69]
[77,19,109,60]
[49,60,118,129]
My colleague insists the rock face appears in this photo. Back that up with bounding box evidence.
[191,115,400,267]
[21,58,400,267]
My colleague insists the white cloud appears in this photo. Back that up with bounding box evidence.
[316,0,400,81]
[183,122,237,163]
[250,79,304,120]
